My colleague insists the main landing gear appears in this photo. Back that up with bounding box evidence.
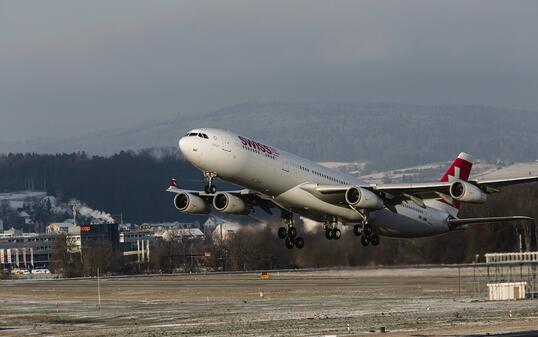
[324,217,341,241]
[203,172,217,194]
[278,212,304,249]
[353,222,380,247]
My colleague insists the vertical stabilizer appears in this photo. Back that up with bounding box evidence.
[435,152,474,216]
[440,152,473,183]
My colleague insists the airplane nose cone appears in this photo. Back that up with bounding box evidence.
[179,136,189,156]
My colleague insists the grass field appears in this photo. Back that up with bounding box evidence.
[0,267,537,336]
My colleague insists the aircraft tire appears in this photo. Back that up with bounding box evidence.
[295,237,304,249]
[285,237,294,249]
[288,226,297,239]
[325,229,334,240]
[353,224,362,236]
[361,235,370,246]
[334,228,341,240]
[210,185,217,194]
[204,185,210,194]
[363,225,373,236]
[277,227,287,239]
[370,234,380,246]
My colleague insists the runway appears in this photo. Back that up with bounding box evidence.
[0,267,536,336]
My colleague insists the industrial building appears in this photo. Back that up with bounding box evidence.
[0,220,208,271]
[80,223,120,252]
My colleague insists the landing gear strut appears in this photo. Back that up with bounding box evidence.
[278,211,304,249]
[203,172,217,194]
[353,217,380,247]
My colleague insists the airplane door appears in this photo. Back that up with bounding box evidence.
[222,137,231,153]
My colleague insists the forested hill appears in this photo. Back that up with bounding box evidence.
[0,151,225,224]
[1,102,538,170]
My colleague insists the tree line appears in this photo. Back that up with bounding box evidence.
[0,151,211,224]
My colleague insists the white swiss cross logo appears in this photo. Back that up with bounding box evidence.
[448,166,460,182]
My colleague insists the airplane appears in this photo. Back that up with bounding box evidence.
[167,128,537,249]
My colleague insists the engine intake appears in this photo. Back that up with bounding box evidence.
[449,180,487,203]
[345,186,384,210]
[174,192,210,214]
[213,192,250,214]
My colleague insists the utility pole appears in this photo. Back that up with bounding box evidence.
[97,267,101,310]
[458,267,461,297]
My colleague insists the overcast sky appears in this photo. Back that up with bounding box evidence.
[1,1,538,141]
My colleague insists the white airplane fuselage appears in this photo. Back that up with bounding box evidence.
[179,128,453,238]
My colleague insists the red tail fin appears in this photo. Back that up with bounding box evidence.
[440,152,473,183]
[436,152,473,213]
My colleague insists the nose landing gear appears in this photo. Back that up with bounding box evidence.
[278,212,304,249]
[203,172,218,194]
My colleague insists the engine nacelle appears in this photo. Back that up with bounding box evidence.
[449,180,487,203]
[345,186,385,210]
[174,192,210,214]
[213,192,250,214]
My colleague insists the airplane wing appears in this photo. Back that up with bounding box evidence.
[469,176,538,191]
[306,175,538,208]
[372,175,538,195]
[166,186,279,214]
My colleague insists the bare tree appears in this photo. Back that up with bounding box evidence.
[50,233,81,277]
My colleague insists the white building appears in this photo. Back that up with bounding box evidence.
[487,282,527,301]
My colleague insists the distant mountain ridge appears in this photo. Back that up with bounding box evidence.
[2,102,538,169]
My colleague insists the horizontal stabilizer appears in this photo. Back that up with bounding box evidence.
[448,215,534,228]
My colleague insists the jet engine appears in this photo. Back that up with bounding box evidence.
[449,180,487,203]
[213,192,250,214]
[174,192,210,214]
[345,186,385,210]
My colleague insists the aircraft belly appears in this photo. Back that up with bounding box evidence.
[274,185,362,221]
[372,209,449,238]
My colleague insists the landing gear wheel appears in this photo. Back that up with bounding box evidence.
[325,228,334,240]
[204,185,210,194]
[209,185,217,194]
[370,234,380,246]
[278,227,287,239]
[334,228,341,240]
[363,225,373,236]
[285,237,294,249]
[353,224,363,236]
[361,235,370,246]
[294,237,304,249]
[287,226,297,239]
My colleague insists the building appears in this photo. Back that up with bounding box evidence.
[80,223,120,252]
[0,231,57,269]
[487,282,527,301]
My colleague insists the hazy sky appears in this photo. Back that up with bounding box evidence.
[1,1,538,141]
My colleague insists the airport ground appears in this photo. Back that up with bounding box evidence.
[1,267,537,337]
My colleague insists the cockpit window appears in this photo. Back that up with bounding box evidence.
[185,132,208,138]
